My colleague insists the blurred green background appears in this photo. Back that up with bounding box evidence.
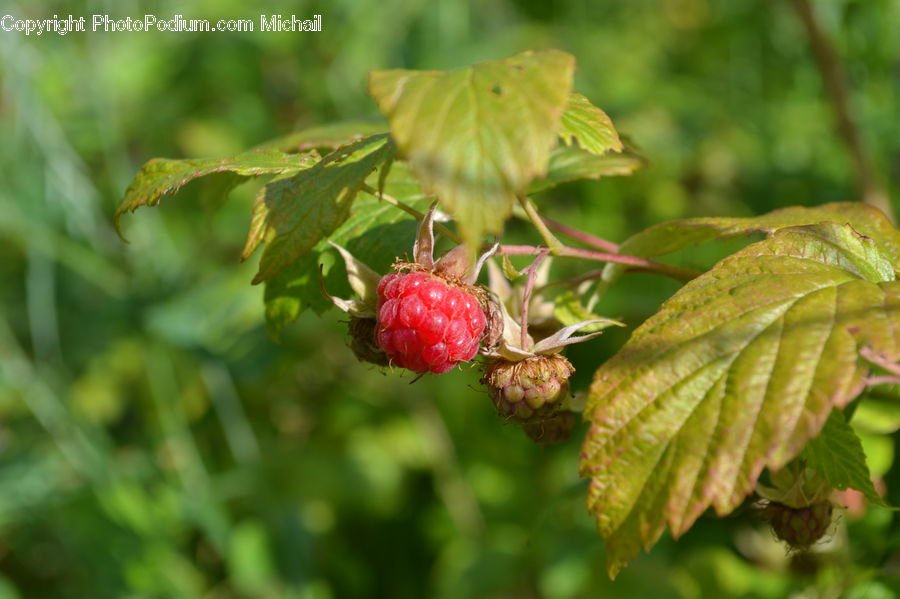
[2,0,900,597]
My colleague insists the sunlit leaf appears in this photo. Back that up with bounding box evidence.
[115,150,318,233]
[243,135,394,284]
[558,93,623,155]
[581,223,900,577]
[368,50,575,249]
[529,145,644,193]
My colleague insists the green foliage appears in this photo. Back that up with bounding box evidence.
[603,202,900,286]
[558,93,623,155]
[115,150,319,230]
[367,50,575,249]
[8,3,900,597]
[529,145,644,193]
[804,409,886,507]
[581,223,900,577]
[552,290,623,333]
[242,135,395,283]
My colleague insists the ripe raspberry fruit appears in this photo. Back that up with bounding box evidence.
[376,271,486,374]
[482,354,575,422]
[765,500,834,549]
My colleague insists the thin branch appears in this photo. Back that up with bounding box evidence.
[866,376,900,388]
[789,0,894,222]
[518,196,563,251]
[860,346,900,376]
[497,244,700,282]
[540,215,619,253]
[359,186,700,282]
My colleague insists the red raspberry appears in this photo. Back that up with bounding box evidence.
[376,271,486,374]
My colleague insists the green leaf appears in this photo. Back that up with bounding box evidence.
[262,192,428,337]
[803,409,887,507]
[252,119,388,153]
[598,202,900,299]
[243,135,394,284]
[529,145,644,193]
[368,50,575,249]
[558,93,623,155]
[115,150,318,232]
[553,290,624,333]
[580,223,900,577]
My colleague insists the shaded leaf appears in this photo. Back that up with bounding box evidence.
[581,223,900,577]
[529,145,644,193]
[115,150,318,231]
[803,409,887,507]
[368,50,575,249]
[243,135,394,284]
[558,93,623,155]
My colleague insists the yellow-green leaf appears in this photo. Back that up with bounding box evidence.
[243,135,393,284]
[581,223,900,577]
[368,50,575,249]
[558,92,623,155]
[115,150,318,232]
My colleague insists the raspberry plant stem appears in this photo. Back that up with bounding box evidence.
[518,196,564,251]
[498,245,700,282]
[363,185,700,282]
[866,376,900,387]
[520,249,550,348]
[540,215,619,253]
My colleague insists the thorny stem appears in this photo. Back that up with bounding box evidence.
[540,215,619,253]
[498,245,700,283]
[520,249,549,348]
[518,196,564,251]
[789,0,894,223]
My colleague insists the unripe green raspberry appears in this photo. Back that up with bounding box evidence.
[765,500,834,549]
[482,354,575,423]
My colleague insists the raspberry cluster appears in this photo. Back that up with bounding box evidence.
[376,271,486,374]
